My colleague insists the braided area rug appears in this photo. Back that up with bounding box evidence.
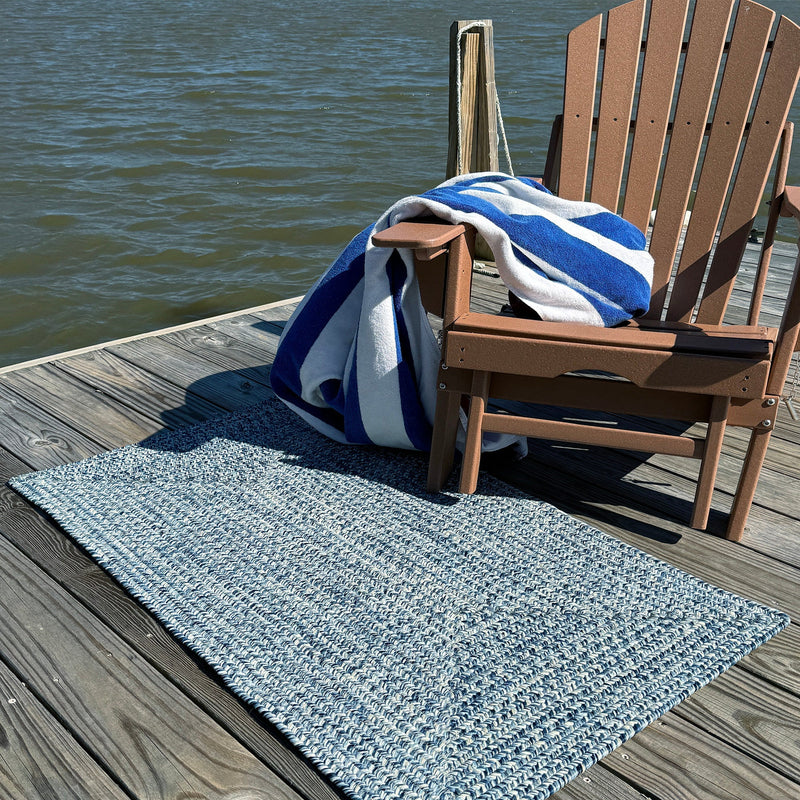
[10,398,788,800]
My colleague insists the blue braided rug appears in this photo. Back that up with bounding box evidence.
[10,398,788,800]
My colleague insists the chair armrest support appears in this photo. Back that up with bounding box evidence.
[371,219,476,324]
[769,187,800,389]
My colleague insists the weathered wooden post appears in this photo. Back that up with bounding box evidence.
[446,20,499,179]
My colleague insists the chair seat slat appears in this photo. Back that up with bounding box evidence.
[452,311,775,357]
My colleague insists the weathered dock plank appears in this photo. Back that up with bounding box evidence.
[160,323,278,382]
[495,396,800,529]
[0,657,129,800]
[739,623,800,695]
[0,363,160,449]
[0,383,104,470]
[55,348,227,429]
[487,406,800,570]
[602,713,800,800]
[552,766,651,800]
[0,526,303,800]
[672,667,800,783]
[108,337,273,412]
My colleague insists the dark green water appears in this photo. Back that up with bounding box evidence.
[2,0,798,367]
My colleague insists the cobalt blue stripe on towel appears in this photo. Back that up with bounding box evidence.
[569,212,647,249]
[421,186,650,324]
[271,172,654,450]
[342,347,372,445]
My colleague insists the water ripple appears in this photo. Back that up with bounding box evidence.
[2,0,799,367]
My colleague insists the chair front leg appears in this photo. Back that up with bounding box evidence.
[427,386,462,492]
[690,395,730,531]
[726,424,773,542]
[459,371,491,494]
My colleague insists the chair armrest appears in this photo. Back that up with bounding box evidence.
[372,219,476,323]
[779,185,800,221]
[371,220,469,250]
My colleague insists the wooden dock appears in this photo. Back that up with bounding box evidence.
[1,239,799,800]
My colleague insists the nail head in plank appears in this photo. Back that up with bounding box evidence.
[0,658,130,800]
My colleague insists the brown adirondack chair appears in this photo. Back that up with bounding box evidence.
[373,0,800,541]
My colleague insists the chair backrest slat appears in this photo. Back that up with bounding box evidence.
[553,0,799,325]
[590,0,646,212]
[665,1,775,322]
[696,14,800,324]
[748,122,792,326]
[559,14,602,201]
[621,0,689,233]
[646,0,735,319]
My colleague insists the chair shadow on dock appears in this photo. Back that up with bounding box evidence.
[147,363,692,545]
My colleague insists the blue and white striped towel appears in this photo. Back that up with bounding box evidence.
[271,173,653,451]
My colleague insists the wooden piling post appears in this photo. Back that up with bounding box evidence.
[446,20,499,179]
